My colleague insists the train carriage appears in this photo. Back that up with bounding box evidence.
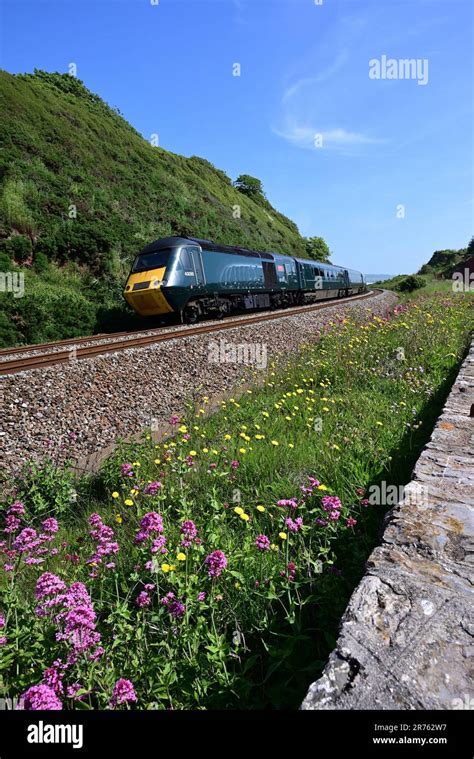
[123,236,366,322]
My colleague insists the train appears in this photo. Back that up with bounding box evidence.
[123,236,366,323]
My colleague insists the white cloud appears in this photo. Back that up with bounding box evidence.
[272,122,383,151]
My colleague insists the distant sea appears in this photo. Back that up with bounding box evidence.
[365,273,397,284]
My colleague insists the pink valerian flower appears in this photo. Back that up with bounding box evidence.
[180,520,198,548]
[315,518,328,527]
[161,592,185,619]
[41,517,59,534]
[110,679,137,708]
[230,460,239,470]
[321,495,342,513]
[43,660,66,696]
[134,512,164,545]
[67,682,87,701]
[18,684,62,711]
[255,534,271,551]
[356,487,365,496]
[143,481,162,495]
[136,591,151,608]
[360,498,370,507]
[169,414,180,426]
[35,572,67,602]
[150,536,167,554]
[8,500,25,516]
[329,510,340,521]
[0,615,6,645]
[346,517,357,528]
[87,514,119,566]
[120,463,134,477]
[285,517,303,533]
[90,646,104,662]
[4,515,21,534]
[13,527,39,553]
[0,637,6,646]
[3,564,14,572]
[197,592,206,602]
[204,550,227,578]
[287,562,296,581]
[308,477,320,488]
[277,498,298,510]
[185,455,195,467]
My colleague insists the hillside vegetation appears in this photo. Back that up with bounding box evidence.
[0,69,308,346]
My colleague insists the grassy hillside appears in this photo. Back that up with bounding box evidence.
[0,69,307,346]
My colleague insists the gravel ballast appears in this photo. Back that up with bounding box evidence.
[0,291,397,481]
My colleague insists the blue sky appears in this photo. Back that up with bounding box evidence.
[0,0,472,274]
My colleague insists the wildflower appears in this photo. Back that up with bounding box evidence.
[136,591,151,608]
[120,463,134,477]
[35,572,66,601]
[321,495,342,513]
[329,510,340,521]
[42,518,59,534]
[239,513,250,521]
[124,499,134,506]
[204,550,227,578]
[115,515,123,524]
[255,534,270,551]
[285,517,303,533]
[287,562,296,581]
[161,563,171,572]
[180,519,198,548]
[271,440,279,446]
[279,532,287,540]
[161,592,185,619]
[177,552,186,561]
[277,498,298,509]
[256,505,265,512]
[19,684,62,711]
[197,592,206,602]
[110,679,137,709]
[230,460,239,470]
[112,492,119,499]
[143,481,162,495]
[8,500,25,515]
[169,415,180,426]
[346,517,357,528]
[234,507,244,515]
[13,527,39,553]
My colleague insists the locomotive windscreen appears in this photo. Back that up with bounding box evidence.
[131,248,172,273]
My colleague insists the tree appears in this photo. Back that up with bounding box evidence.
[233,174,265,199]
[467,236,474,259]
[304,236,331,263]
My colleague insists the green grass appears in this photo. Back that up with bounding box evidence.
[1,291,473,709]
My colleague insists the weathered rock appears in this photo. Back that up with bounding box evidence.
[301,341,474,710]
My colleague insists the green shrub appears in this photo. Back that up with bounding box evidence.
[395,274,427,292]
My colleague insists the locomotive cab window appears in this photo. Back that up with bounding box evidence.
[131,248,172,273]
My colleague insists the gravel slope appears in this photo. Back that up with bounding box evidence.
[0,291,397,481]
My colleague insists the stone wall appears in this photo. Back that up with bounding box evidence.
[301,340,474,710]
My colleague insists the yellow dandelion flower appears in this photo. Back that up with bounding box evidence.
[240,513,250,521]
[112,492,119,499]
[288,443,294,448]
[115,515,123,524]
[177,553,186,561]
[203,448,209,453]
[256,505,265,512]
[124,499,134,506]
[271,440,279,446]
[234,507,244,515]
[318,484,328,491]
[189,450,197,457]
[154,459,161,465]
[279,532,287,540]
[224,434,231,440]
[178,425,188,433]
[239,447,247,454]
[161,563,171,572]
[376,421,383,427]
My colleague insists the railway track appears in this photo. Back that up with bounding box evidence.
[0,289,380,376]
